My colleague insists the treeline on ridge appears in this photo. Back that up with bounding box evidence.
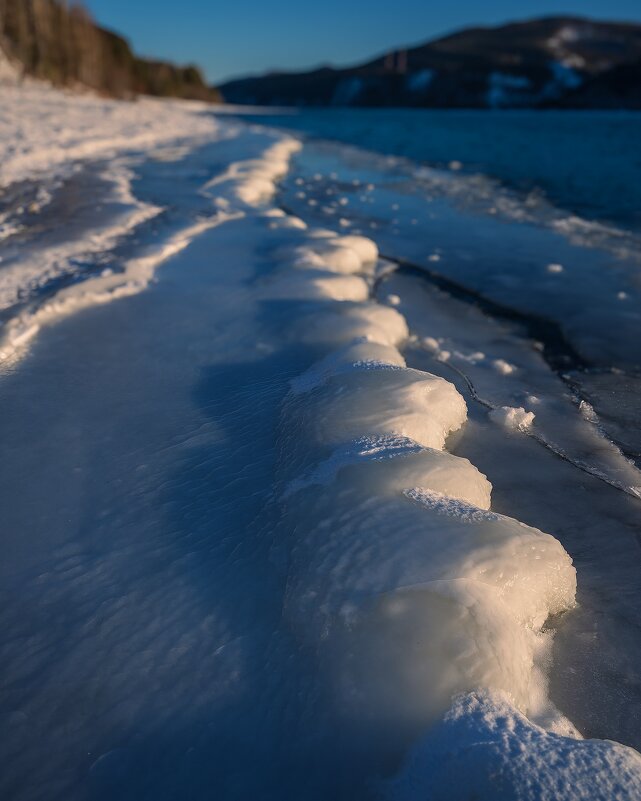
[0,0,220,101]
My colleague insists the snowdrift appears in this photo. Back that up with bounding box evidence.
[2,82,640,796]
[206,134,641,798]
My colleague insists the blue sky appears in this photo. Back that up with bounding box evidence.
[83,0,641,84]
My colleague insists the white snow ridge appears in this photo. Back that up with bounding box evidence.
[208,133,641,799]
[2,81,641,800]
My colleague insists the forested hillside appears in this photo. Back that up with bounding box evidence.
[0,0,220,101]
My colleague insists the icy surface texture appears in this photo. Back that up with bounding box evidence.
[233,136,641,796]
[388,691,641,801]
[2,86,641,799]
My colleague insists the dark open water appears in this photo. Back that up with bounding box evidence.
[237,108,641,234]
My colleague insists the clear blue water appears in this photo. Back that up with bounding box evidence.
[236,109,641,234]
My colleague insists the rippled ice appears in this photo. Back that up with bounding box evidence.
[1,116,641,800]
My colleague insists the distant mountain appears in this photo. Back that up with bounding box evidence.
[220,16,641,109]
[0,0,221,102]
[560,59,641,108]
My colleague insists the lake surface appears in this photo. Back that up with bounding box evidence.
[2,100,641,800]
[238,108,641,234]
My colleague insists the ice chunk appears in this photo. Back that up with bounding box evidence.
[491,358,516,375]
[264,211,307,230]
[330,234,379,264]
[489,405,535,430]
[288,242,364,274]
[284,482,574,637]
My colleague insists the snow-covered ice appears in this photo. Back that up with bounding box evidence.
[388,691,641,801]
[1,81,641,801]
[0,84,220,188]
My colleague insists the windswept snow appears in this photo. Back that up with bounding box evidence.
[196,128,641,795]
[0,81,231,364]
[0,84,219,188]
[2,82,641,800]
[0,214,238,362]
[389,691,641,801]
[0,162,164,312]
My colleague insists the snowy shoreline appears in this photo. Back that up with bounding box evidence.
[211,123,641,798]
[1,83,641,799]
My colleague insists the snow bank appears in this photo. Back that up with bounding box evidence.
[290,339,407,394]
[262,269,370,302]
[0,84,220,188]
[261,211,577,741]
[286,366,468,452]
[388,691,641,801]
[194,142,640,795]
[297,303,409,347]
[282,234,379,274]
[4,90,640,794]
[279,422,573,730]
[204,138,301,207]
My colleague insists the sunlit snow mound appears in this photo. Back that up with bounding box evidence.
[214,138,641,796]
[279,348,575,732]
[258,206,575,738]
[388,691,641,801]
[4,107,639,795]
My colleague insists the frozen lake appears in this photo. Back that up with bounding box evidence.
[1,88,641,800]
